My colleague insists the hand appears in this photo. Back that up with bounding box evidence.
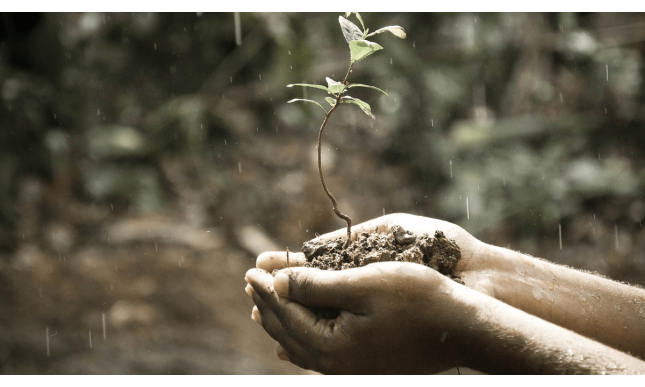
[256,213,498,297]
[245,261,473,374]
[246,213,645,373]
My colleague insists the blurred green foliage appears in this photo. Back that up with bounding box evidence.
[1,12,644,245]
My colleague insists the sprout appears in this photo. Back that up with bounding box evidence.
[286,13,406,247]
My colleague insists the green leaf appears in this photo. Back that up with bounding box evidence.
[349,40,383,63]
[325,97,337,107]
[346,12,365,32]
[341,96,375,119]
[338,16,363,43]
[286,83,332,94]
[347,83,389,96]
[367,25,407,39]
[325,77,345,95]
[287,98,327,114]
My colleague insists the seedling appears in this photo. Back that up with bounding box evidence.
[287,12,406,247]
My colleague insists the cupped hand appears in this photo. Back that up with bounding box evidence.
[245,261,474,374]
[256,213,497,296]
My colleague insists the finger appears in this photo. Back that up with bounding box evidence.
[256,251,307,272]
[251,305,262,325]
[276,343,319,372]
[252,292,291,344]
[276,344,290,361]
[248,269,329,348]
[253,290,320,370]
[245,283,255,298]
[272,267,368,312]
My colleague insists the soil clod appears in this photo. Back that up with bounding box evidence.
[301,225,463,282]
[276,226,464,320]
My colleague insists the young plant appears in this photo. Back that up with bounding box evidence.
[287,12,406,247]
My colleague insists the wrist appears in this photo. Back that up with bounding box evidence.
[418,270,489,371]
[454,241,514,298]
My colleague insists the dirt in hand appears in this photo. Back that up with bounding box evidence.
[301,225,463,283]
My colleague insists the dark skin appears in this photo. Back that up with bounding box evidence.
[248,262,467,374]
[245,214,645,374]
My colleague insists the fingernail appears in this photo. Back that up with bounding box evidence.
[276,346,290,362]
[251,306,262,325]
[273,272,290,297]
[245,284,254,298]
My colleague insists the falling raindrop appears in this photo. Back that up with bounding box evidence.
[46,327,50,357]
[606,64,609,82]
[449,160,453,178]
[559,224,562,250]
[234,12,242,46]
[102,313,106,340]
[466,197,469,219]
[382,208,385,216]
[390,58,393,65]
[224,139,227,146]
[54,113,57,119]
[154,43,157,50]
[89,331,92,348]
[559,93,563,103]
[288,50,291,55]
[431,119,434,127]
[238,162,242,173]
[259,74,262,81]
[615,225,618,251]
[230,76,233,84]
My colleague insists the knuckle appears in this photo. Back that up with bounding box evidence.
[299,272,317,306]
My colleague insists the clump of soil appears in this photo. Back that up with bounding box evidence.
[302,225,463,283]
[294,225,463,320]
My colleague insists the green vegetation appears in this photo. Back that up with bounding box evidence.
[286,13,406,246]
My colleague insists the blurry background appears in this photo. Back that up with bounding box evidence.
[0,12,644,374]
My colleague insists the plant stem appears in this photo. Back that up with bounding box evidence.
[317,63,354,248]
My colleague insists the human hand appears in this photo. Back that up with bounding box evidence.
[245,261,474,374]
[255,213,498,297]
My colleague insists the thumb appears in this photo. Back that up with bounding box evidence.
[273,267,366,312]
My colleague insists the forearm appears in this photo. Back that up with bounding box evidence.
[459,243,645,359]
[453,286,645,374]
